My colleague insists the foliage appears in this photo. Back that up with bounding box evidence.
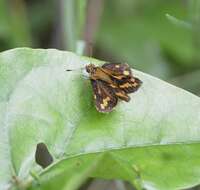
[1,48,200,190]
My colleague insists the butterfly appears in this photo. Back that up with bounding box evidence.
[85,63,142,113]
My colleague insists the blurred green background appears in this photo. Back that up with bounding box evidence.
[1,0,200,189]
[1,0,200,95]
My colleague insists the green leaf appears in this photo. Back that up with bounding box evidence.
[166,13,192,30]
[1,48,200,190]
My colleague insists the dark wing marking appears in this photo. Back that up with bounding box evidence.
[108,83,130,102]
[91,79,118,113]
[117,77,142,94]
[102,63,132,79]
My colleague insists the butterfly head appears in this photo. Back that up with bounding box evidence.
[86,64,96,75]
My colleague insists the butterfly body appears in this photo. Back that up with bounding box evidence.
[86,63,142,113]
[86,64,113,83]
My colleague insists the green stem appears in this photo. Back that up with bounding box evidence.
[61,0,103,56]
[62,0,76,51]
[76,0,88,39]
[83,0,104,55]
[75,0,88,55]
[189,0,200,61]
[61,0,88,54]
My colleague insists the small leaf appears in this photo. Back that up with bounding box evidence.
[166,13,192,30]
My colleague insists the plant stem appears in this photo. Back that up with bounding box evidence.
[189,0,200,61]
[61,0,76,51]
[61,0,104,56]
[61,0,88,55]
[83,0,104,55]
[75,0,88,55]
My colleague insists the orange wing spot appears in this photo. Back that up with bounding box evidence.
[106,97,111,101]
[115,92,130,102]
[133,82,138,87]
[113,75,123,79]
[102,97,110,107]
[109,84,117,88]
[115,92,126,97]
[119,83,132,88]
[131,78,135,82]
[100,104,105,109]
[123,70,130,76]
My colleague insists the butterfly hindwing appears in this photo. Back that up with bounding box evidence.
[108,83,130,102]
[117,77,142,93]
[101,63,142,99]
[91,79,118,112]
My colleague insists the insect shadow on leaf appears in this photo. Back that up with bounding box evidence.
[35,142,53,169]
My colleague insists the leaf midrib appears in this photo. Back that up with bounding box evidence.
[40,140,200,176]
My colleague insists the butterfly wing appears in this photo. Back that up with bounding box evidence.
[102,63,142,94]
[117,77,142,94]
[107,83,130,102]
[102,63,132,79]
[91,79,118,113]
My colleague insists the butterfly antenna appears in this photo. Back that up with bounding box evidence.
[66,67,84,72]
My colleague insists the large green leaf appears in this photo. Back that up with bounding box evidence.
[1,48,200,190]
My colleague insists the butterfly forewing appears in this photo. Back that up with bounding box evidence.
[91,79,118,112]
[102,63,142,94]
[102,63,132,78]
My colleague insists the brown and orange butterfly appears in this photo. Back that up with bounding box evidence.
[85,63,142,113]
